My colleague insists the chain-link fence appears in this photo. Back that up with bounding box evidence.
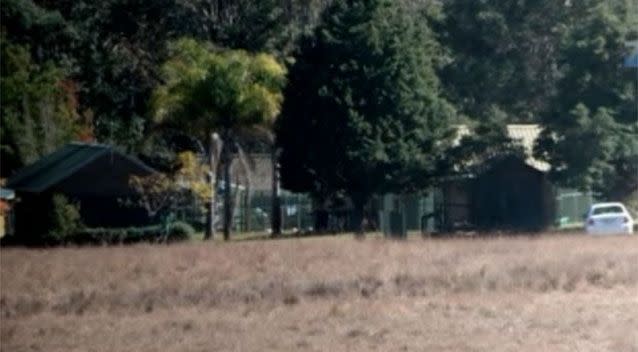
[554,189,594,228]
[235,190,313,233]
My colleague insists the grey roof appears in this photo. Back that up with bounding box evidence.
[7,143,154,193]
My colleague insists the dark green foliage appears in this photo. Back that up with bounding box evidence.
[277,0,457,230]
[168,221,195,242]
[0,3,84,177]
[48,194,82,243]
[535,2,638,202]
[69,222,194,245]
[2,0,332,153]
[0,0,75,64]
[437,0,568,122]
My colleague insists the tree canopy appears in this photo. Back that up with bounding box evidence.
[152,38,286,239]
[2,0,637,225]
[276,0,457,231]
[152,38,286,137]
[535,2,638,203]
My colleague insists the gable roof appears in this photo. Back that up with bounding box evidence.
[455,124,550,172]
[7,143,154,193]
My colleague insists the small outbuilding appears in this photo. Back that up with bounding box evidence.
[7,143,155,239]
[437,125,555,232]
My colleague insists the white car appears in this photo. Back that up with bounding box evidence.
[585,202,634,235]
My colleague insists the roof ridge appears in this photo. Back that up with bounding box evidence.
[7,145,109,192]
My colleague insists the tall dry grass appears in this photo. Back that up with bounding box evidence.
[2,234,637,318]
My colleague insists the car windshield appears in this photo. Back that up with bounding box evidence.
[591,205,624,215]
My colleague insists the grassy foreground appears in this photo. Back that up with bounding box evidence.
[1,234,637,351]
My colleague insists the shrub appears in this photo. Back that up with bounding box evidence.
[70,221,193,245]
[74,226,160,244]
[167,221,195,242]
[49,194,82,244]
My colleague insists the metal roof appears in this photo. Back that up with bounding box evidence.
[454,124,550,172]
[7,143,154,193]
[0,188,15,200]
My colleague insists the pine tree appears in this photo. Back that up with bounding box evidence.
[276,0,456,233]
[535,2,638,204]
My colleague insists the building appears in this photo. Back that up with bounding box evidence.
[7,143,155,240]
[379,124,592,234]
[0,187,15,238]
[441,124,554,231]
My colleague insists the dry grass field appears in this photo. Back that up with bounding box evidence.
[1,234,637,352]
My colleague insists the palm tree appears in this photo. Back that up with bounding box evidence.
[152,38,286,240]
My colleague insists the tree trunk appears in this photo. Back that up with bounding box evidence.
[271,147,282,237]
[230,172,242,231]
[204,155,216,240]
[313,196,328,233]
[223,141,232,241]
[351,194,368,237]
[204,133,221,240]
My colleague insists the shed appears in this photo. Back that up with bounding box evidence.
[437,125,554,232]
[7,143,155,238]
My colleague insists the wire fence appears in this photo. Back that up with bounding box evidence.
[554,189,595,228]
[235,190,314,232]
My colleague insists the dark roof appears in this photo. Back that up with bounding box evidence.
[7,143,154,193]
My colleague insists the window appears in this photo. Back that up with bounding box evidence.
[592,206,624,215]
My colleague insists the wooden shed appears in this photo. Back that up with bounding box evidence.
[437,125,555,232]
[7,143,155,239]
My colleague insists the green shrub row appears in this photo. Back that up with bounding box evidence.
[65,221,195,245]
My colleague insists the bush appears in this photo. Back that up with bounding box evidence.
[49,194,82,244]
[167,221,195,242]
[70,221,194,245]
[73,226,159,244]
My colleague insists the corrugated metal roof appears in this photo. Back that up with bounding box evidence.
[454,124,550,172]
[7,143,154,193]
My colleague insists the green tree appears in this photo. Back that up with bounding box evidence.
[437,0,570,123]
[276,0,456,234]
[0,40,88,177]
[152,38,286,240]
[535,2,638,204]
[49,194,82,244]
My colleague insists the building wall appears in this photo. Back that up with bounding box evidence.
[470,158,553,231]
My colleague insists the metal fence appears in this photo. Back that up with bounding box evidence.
[378,188,596,233]
[235,190,313,233]
[554,189,594,228]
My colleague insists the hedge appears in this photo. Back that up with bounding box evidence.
[67,221,195,245]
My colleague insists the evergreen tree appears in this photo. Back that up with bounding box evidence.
[437,0,568,122]
[276,0,456,233]
[535,1,638,204]
[0,40,89,177]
